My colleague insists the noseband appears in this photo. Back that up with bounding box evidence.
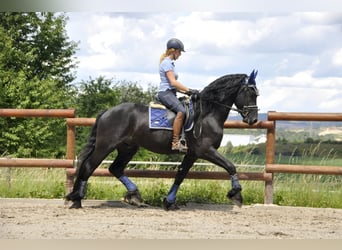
[238,104,259,119]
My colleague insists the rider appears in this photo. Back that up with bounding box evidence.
[157,38,198,152]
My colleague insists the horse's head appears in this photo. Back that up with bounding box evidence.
[234,70,259,125]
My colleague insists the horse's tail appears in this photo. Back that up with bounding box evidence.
[76,110,107,172]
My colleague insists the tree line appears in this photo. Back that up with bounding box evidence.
[0,13,159,159]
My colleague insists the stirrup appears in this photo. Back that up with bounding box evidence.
[172,140,188,152]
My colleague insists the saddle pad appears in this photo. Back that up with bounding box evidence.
[149,106,172,130]
[149,104,194,131]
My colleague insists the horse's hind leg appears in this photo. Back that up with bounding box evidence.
[67,146,112,209]
[108,145,145,207]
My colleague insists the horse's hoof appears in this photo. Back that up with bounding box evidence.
[65,193,72,201]
[65,192,80,202]
[123,190,148,207]
[69,200,82,209]
[163,198,180,211]
[227,189,243,208]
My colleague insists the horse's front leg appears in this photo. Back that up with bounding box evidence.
[163,153,197,211]
[201,147,243,207]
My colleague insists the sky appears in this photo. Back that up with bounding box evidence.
[65,11,342,114]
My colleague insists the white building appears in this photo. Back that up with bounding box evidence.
[220,134,267,147]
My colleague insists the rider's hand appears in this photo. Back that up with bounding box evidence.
[187,89,200,96]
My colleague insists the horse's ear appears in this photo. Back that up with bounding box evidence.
[248,69,258,84]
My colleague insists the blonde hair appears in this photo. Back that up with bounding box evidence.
[159,48,175,64]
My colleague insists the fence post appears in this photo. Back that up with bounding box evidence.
[264,117,276,204]
[66,123,76,194]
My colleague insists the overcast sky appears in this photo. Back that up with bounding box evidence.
[65,12,342,113]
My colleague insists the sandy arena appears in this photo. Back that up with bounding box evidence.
[1,198,342,239]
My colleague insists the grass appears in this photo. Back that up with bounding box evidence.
[1,167,341,208]
[1,141,341,208]
[0,168,66,198]
[272,173,342,208]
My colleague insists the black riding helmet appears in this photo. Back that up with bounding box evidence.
[167,38,185,52]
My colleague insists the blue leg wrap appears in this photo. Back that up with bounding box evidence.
[166,184,179,203]
[119,176,137,192]
[231,174,242,190]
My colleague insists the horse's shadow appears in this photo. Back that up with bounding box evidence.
[71,200,235,212]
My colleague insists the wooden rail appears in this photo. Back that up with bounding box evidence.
[224,120,274,129]
[66,168,272,181]
[0,108,75,118]
[268,111,342,121]
[266,164,342,175]
[0,158,74,168]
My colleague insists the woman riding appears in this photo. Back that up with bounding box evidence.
[157,38,198,152]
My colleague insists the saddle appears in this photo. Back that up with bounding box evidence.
[149,96,194,132]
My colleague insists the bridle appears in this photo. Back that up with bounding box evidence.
[198,84,259,118]
[234,84,259,119]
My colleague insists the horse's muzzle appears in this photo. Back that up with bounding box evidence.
[241,105,258,125]
[243,116,258,125]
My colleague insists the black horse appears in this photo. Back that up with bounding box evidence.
[66,70,259,210]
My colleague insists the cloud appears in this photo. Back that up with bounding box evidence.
[332,48,342,66]
[65,12,342,113]
[298,12,342,25]
[173,12,271,54]
[260,70,342,112]
[264,70,342,89]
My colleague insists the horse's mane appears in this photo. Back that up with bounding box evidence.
[201,74,247,103]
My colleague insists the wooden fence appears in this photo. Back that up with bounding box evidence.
[64,117,274,199]
[1,108,342,204]
[264,111,342,203]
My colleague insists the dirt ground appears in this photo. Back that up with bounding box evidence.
[1,198,342,239]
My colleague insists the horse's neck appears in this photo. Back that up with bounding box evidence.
[216,93,237,124]
[199,79,240,126]
[213,104,232,125]
[198,99,233,127]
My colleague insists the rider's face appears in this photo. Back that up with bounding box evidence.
[173,50,181,60]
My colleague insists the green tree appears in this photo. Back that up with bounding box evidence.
[75,76,119,118]
[74,76,158,154]
[75,76,158,118]
[115,80,157,104]
[0,13,78,158]
[0,12,78,88]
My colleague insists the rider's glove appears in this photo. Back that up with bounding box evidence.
[187,89,200,96]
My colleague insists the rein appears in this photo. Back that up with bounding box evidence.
[202,99,243,114]
[204,99,258,117]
